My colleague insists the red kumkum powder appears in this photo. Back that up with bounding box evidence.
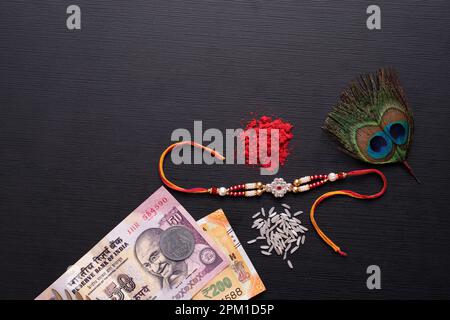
[240,115,294,172]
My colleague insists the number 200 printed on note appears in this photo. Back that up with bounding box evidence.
[36,187,228,300]
[194,209,266,300]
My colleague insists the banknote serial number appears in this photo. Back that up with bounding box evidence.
[142,197,168,220]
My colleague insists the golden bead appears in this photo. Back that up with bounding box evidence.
[292,186,299,193]
[256,182,263,189]
[293,179,300,187]
[256,189,263,196]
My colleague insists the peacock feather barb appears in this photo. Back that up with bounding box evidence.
[324,68,419,182]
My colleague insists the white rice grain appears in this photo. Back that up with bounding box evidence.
[252,212,261,219]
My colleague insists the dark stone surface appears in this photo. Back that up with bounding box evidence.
[1,1,449,299]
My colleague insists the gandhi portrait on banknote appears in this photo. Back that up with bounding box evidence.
[135,228,188,290]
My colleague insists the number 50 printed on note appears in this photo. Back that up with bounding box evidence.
[194,209,266,300]
[36,187,228,300]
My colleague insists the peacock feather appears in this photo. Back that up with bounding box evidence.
[324,68,418,181]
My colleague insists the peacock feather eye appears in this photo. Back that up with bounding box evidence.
[367,131,393,159]
[324,68,414,167]
[384,120,408,145]
[353,124,395,163]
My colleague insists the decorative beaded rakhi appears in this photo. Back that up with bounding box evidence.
[158,141,388,257]
[211,173,346,198]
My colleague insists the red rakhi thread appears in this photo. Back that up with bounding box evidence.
[158,141,388,256]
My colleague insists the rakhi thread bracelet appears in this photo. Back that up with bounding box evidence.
[159,141,388,257]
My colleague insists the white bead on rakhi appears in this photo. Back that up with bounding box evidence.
[328,173,338,182]
[218,187,228,196]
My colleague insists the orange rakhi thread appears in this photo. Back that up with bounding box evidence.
[158,141,388,256]
[158,141,225,194]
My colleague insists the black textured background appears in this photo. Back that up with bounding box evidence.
[1,1,449,299]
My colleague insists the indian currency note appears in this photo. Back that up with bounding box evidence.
[194,209,266,300]
[36,186,229,300]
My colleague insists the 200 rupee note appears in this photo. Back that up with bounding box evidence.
[194,209,266,300]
